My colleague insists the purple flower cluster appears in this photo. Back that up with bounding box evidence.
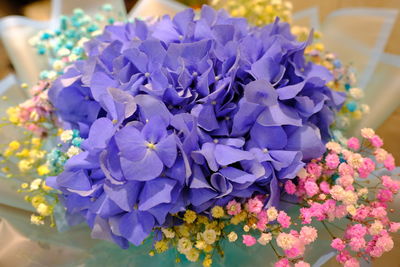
[48,6,344,247]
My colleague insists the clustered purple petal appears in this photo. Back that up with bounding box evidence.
[47,6,345,248]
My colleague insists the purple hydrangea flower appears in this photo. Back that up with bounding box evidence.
[48,6,345,247]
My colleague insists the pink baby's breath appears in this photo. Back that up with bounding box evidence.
[306,162,322,178]
[347,137,360,150]
[284,180,296,195]
[389,222,400,233]
[242,235,257,247]
[331,238,346,251]
[370,135,383,148]
[358,157,375,178]
[344,258,360,267]
[226,200,241,216]
[274,258,290,267]
[247,198,263,214]
[294,261,310,267]
[326,153,340,169]
[384,154,395,171]
[377,189,393,202]
[299,226,317,244]
[277,211,291,228]
[304,181,319,197]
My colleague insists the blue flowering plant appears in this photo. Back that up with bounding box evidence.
[43,5,347,264]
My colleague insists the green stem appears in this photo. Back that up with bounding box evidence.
[280,199,303,207]
[326,221,345,232]
[269,242,281,259]
[321,221,335,239]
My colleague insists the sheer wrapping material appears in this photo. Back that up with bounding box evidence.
[293,7,400,134]
[0,0,126,88]
[129,0,187,19]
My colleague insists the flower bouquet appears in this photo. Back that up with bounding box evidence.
[0,2,399,267]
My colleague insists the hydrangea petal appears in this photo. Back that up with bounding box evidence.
[250,123,287,150]
[90,194,123,217]
[155,134,177,168]
[57,169,91,191]
[138,178,176,211]
[104,181,142,212]
[120,150,163,181]
[210,173,233,197]
[257,102,302,126]
[244,80,278,106]
[108,87,137,119]
[219,167,258,184]
[91,216,129,249]
[286,125,325,161]
[83,118,115,151]
[135,94,171,124]
[115,126,147,162]
[119,210,155,246]
[214,144,254,166]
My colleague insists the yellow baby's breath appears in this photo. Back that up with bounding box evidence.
[211,206,225,218]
